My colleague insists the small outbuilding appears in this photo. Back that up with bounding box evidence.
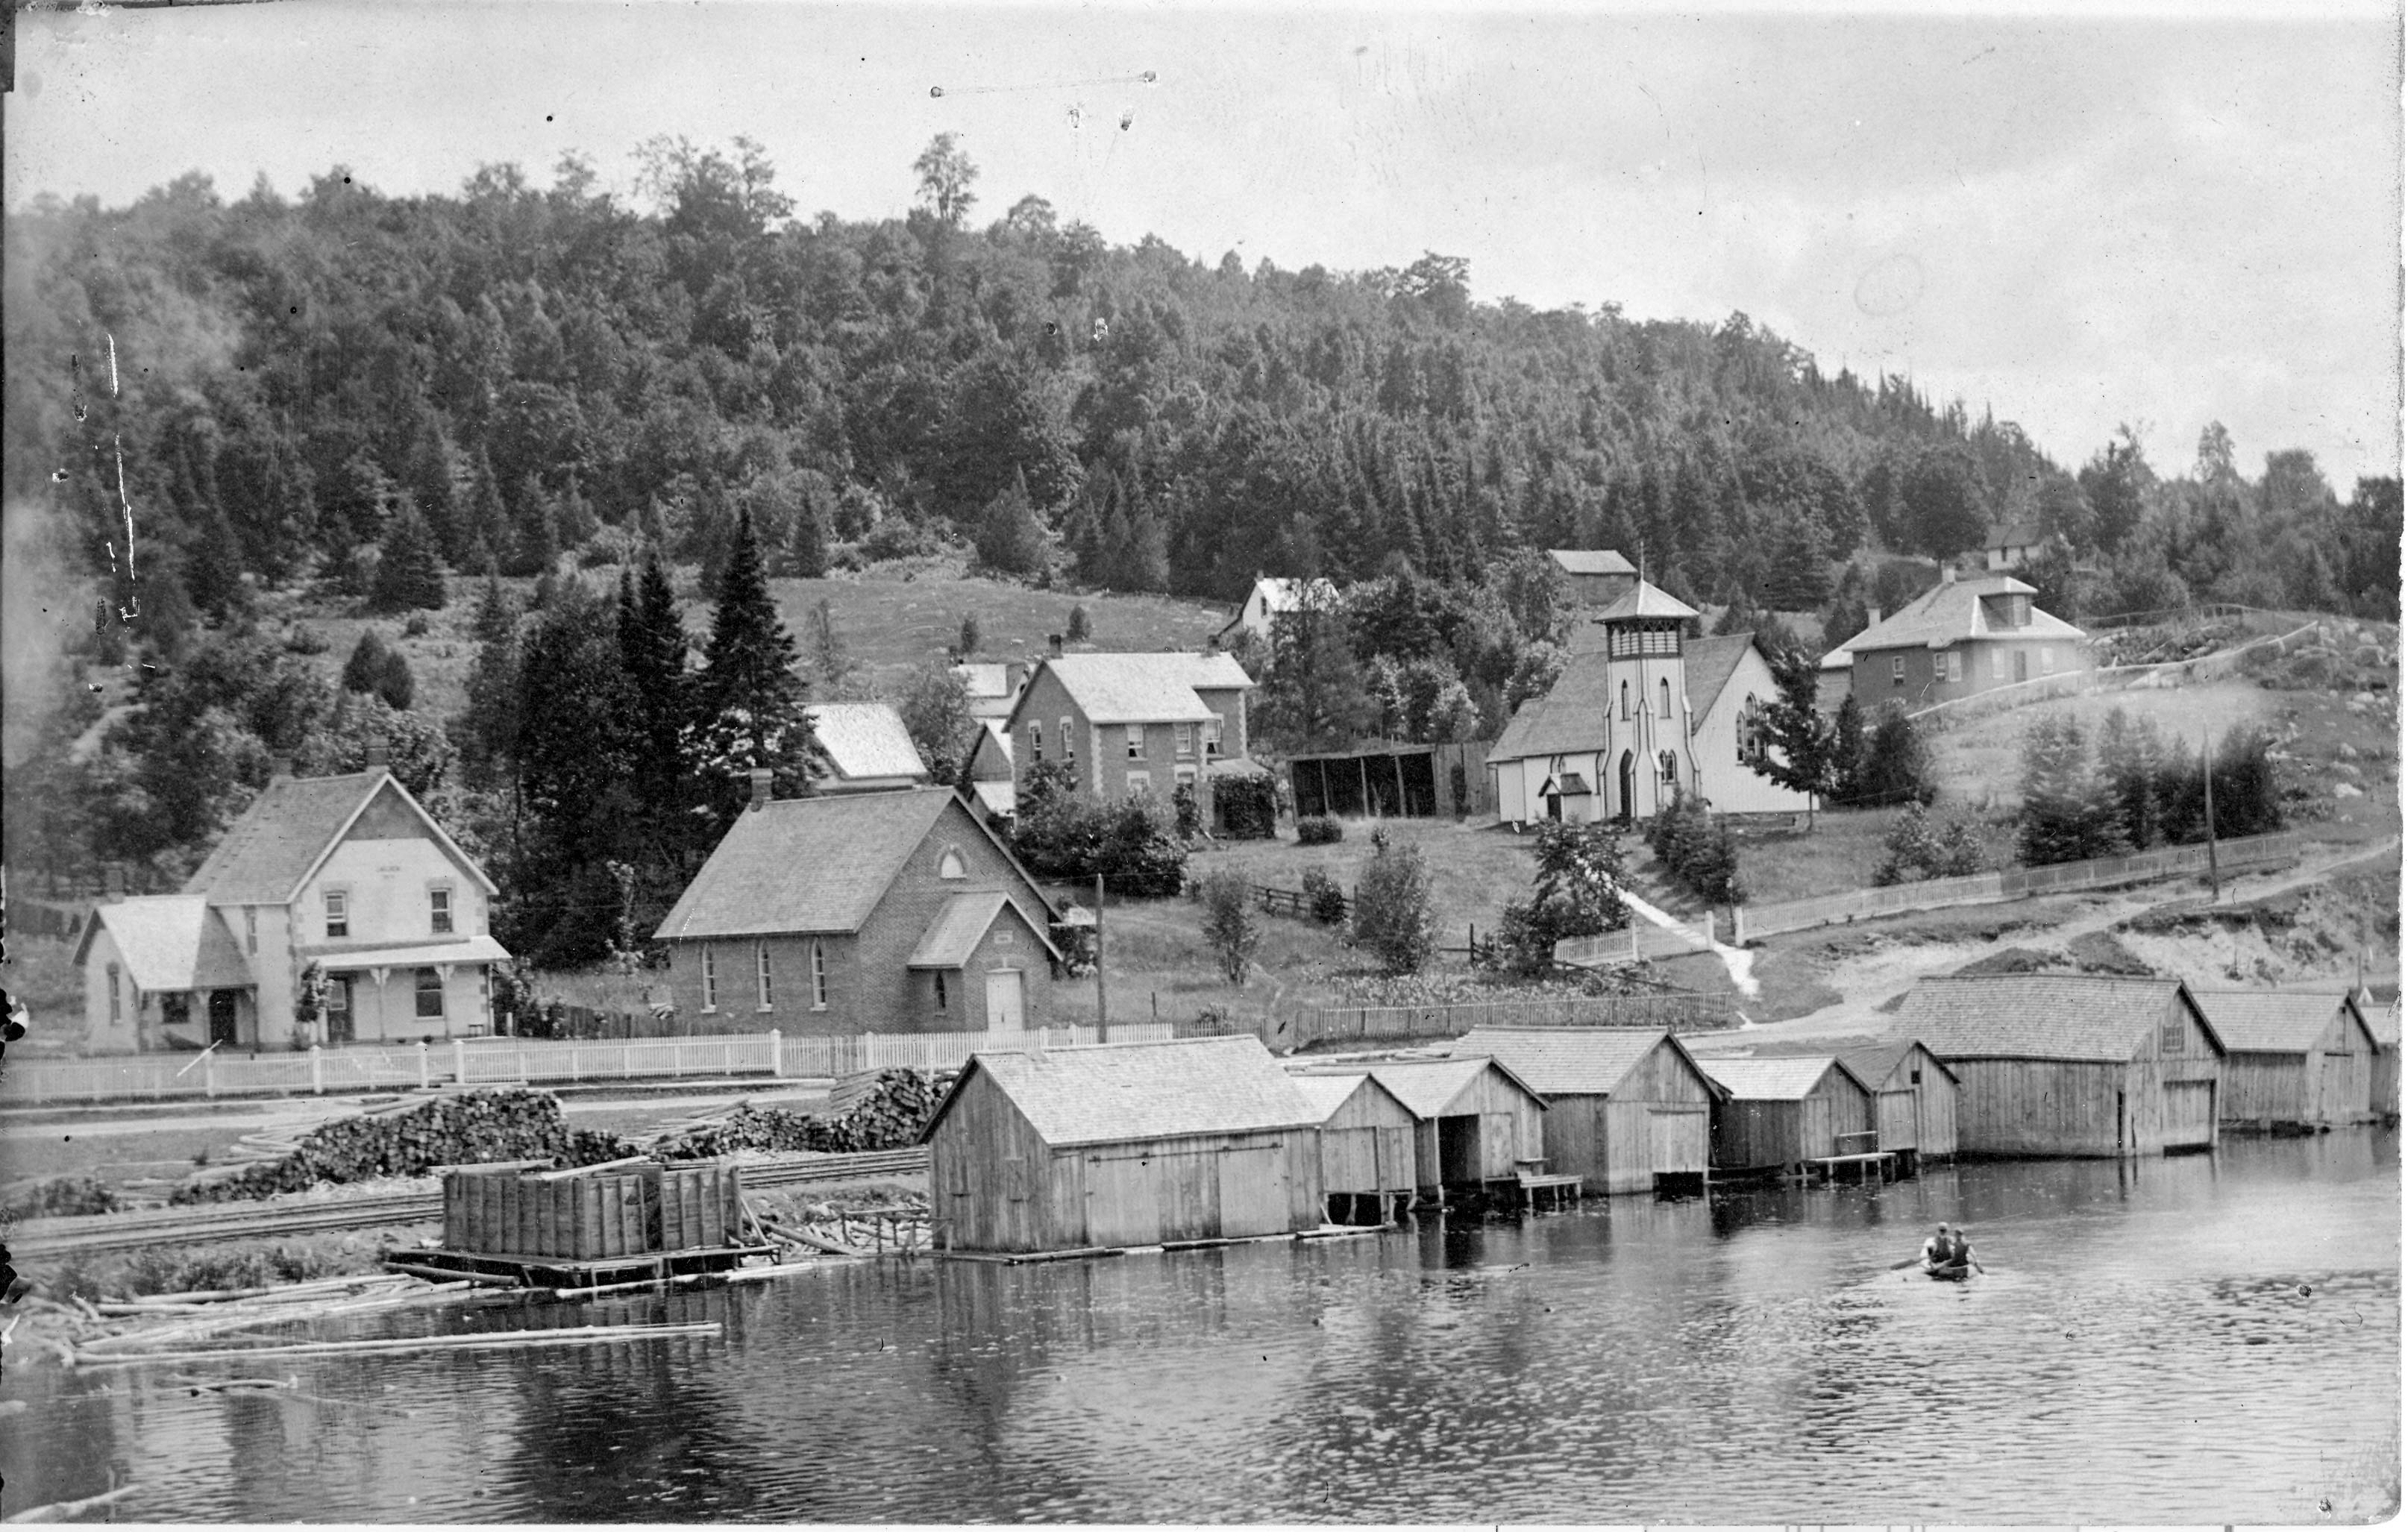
[2189,988,2380,1131]
[1296,1056,1547,1201]
[1291,1072,1418,1225]
[1841,1040,1960,1167]
[920,1035,1323,1255]
[1897,975,2226,1158]
[1449,1027,1721,1194]
[2372,1002,2401,1122]
[1696,1056,1877,1176]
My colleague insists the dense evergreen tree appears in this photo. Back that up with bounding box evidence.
[371,505,449,612]
[692,508,815,824]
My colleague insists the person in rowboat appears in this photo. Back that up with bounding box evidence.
[1948,1226,1974,1267]
[1920,1222,1955,1267]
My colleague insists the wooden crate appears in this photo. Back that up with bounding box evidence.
[442,1159,745,1259]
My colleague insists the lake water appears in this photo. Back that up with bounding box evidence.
[8,1131,2397,1524]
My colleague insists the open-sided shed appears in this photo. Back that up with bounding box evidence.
[1696,1056,1876,1175]
[920,1035,1323,1255]
[1898,975,2226,1158]
[1296,1056,1546,1199]
[1290,1072,1418,1223]
[1841,1040,1960,1166]
[2189,988,2379,1130]
[1449,1027,1721,1194]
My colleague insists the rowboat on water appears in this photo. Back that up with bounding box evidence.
[1922,1260,1972,1281]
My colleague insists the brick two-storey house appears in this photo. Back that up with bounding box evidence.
[1003,652,1260,826]
[652,778,1066,1035]
[1826,570,2091,711]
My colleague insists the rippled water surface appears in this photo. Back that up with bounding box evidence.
[8,1131,2397,1522]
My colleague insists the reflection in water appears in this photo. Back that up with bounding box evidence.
[5,1132,2395,1523]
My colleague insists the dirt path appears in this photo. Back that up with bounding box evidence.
[1708,835,2401,1049]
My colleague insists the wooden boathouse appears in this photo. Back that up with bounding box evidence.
[1897,975,2226,1158]
[2372,1002,2401,1121]
[919,1035,1323,1255]
[1290,1072,1418,1224]
[2189,988,2379,1131]
[1294,1056,1547,1202]
[1842,1040,1960,1167]
[1449,1027,1720,1194]
[1695,1056,1877,1178]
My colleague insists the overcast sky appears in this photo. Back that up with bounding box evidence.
[7,1,2400,486]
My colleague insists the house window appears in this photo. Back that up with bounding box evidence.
[810,941,828,1010]
[107,964,122,1023]
[1202,720,1223,758]
[1126,770,1152,794]
[324,889,349,939]
[1910,1066,1923,1084]
[1620,680,1631,719]
[1126,724,1144,760]
[701,945,718,1011]
[1890,656,1906,685]
[414,967,445,1020]
[1029,722,1044,762]
[935,971,948,1010]
[244,908,258,955]
[1175,723,1195,759]
[1062,718,1075,768]
[756,942,774,1010]
[937,848,968,879]
[1945,651,1963,683]
[1992,648,2007,681]
[2041,646,2057,674]
[430,887,454,935]
[2160,1012,2186,1054]
[325,979,349,1024]
[1175,764,1197,787]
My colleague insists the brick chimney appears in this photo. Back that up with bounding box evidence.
[1047,633,1064,658]
[103,864,125,901]
[1940,565,1957,586]
[364,735,391,771]
[748,767,774,811]
[270,753,295,782]
[1868,604,1884,626]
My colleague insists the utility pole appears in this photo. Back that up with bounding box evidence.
[1094,872,1109,1043]
[2201,730,2220,902]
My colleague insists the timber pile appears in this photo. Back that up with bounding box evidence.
[653,1070,941,1158]
[753,1193,934,1258]
[171,1090,633,1205]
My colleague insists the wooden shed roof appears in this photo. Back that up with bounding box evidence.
[2188,989,2371,1055]
[1448,1026,1719,1099]
[1342,1055,1546,1119]
[1288,1071,1411,1125]
[1898,975,2225,1063]
[1696,1055,1869,1101]
[925,1035,1317,1149]
[1837,1039,1960,1089]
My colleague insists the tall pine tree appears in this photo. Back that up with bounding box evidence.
[693,507,815,826]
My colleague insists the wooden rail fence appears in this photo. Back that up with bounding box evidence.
[1179,990,1734,1050]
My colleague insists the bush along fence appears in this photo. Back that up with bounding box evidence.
[1177,990,1734,1051]
[0,1023,1178,1106]
[1729,829,2307,944]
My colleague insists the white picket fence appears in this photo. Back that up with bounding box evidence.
[1552,914,1719,968]
[0,1023,1177,1106]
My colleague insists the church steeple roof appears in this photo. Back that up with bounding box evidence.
[1594,579,1698,623]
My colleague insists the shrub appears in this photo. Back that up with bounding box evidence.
[860,513,938,563]
[1646,788,1746,905]
[1197,868,1261,985]
[1301,866,1350,925]
[1173,781,1203,840]
[5,1175,120,1219]
[1495,820,1629,976]
[284,624,331,656]
[403,612,432,637]
[1009,771,1188,897]
[1352,841,1435,975]
[1213,773,1278,839]
[1067,603,1091,642]
[1850,703,1937,807]
[1296,814,1344,846]
[1873,802,1990,885]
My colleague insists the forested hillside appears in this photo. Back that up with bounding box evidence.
[5,135,2395,966]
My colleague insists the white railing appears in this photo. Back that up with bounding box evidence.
[1730,830,2307,944]
[1554,914,1717,967]
[0,1022,1182,1105]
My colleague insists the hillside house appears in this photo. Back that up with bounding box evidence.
[1547,549,1640,609]
[653,779,1064,1035]
[1823,571,2090,711]
[1898,975,2226,1157]
[1984,521,2048,571]
[920,1035,1324,1254]
[1490,582,1814,825]
[75,750,509,1053]
[803,702,929,792]
[1294,1056,1546,1200]
[1003,652,1263,830]
[1449,1027,1721,1194]
[1696,1056,1876,1175]
[1217,576,1340,645]
[953,662,1029,723]
[2189,988,2379,1130]
[1291,1072,1419,1224]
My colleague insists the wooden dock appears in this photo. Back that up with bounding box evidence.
[1805,1150,1897,1185]
[389,1243,773,1291]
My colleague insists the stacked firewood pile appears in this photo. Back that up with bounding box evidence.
[171,1090,633,1205]
[652,1070,941,1159]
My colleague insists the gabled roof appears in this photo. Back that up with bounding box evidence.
[1696,1055,1869,1101]
[1897,975,2224,1063]
[1492,634,1770,763]
[77,897,254,992]
[2188,989,2372,1055]
[953,662,1014,700]
[1828,573,2086,659]
[923,1035,1317,1148]
[1682,634,1763,723]
[969,721,1014,780]
[906,892,1063,969]
[1596,579,1699,622]
[1990,521,2044,547]
[1345,1055,1545,1119]
[1288,1070,1414,1125]
[1450,1026,1721,1099]
[1015,653,1252,727]
[1549,549,1637,577]
[655,788,1044,941]
[312,935,512,973]
[805,702,928,782]
[1837,1038,1960,1089]
[184,770,494,905]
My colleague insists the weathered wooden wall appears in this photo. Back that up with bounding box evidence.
[2220,1054,2309,1125]
[1914,1054,1960,1159]
[2374,1045,2400,1120]
[1317,1081,1417,1196]
[1062,1130,1324,1249]
[928,1069,1059,1253]
[1537,1037,1715,1193]
[1874,1089,1919,1152]
[1710,1099,1799,1172]
[2313,1012,2374,1123]
[1801,1069,1875,1159]
[1945,992,2223,1157]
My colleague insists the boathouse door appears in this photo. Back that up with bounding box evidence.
[1214,1144,1289,1238]
[1437,1115,1482,1184]
[2160,1081,2216,1151]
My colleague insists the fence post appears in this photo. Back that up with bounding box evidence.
[419,1041,433,1090]
[520,1043,531,1084]
[204,1050,218,1099]
[865,1032,877,1071]
[310,1045,324,1095]
[770,1029,783,1078]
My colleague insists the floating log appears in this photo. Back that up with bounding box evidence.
[75,1320,725,1369]
[4,1484,141,1523]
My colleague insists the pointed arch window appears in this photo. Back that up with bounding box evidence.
[1620,680,1631,720]
[1660,677,1673,720]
